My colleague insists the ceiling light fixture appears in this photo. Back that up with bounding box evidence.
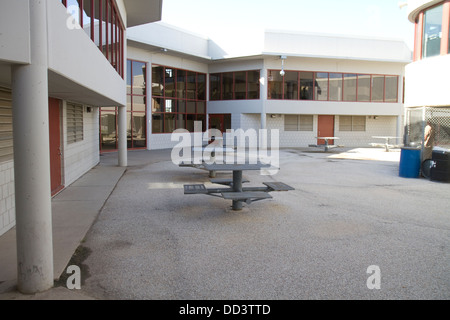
[280,55,287,76]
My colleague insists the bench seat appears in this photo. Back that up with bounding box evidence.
[210,178,249,185]
[221,192,272,201]
[263,182,295,191]
[184,184,208,194]
[179,162,196,167]
[309,144,344,148]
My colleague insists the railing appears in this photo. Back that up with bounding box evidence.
[61,0,124,78]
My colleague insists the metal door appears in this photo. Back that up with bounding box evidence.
[49,98,63,196]
[317,115,335,145]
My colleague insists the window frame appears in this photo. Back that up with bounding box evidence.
[127,59,148,149]
[422,3,444,59]
[0,87,13,163]
[413,0,450,61]
[268,70,398,103]
[152,64,207,134]
[328,72,343,101]
[339,116,367,132]
[66,102,84,144]
[284,115,314,132]
[99,106,118,152]
[299,71,315,100]
[209,70,261,101]
[343,73,357,102]
[283,71,300,100]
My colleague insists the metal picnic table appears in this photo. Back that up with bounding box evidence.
[371,136,402,152]
[179,145,235,177]
[311,137,341,152]
[182,162,294,211]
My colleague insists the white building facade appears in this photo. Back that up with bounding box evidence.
[120,23,411,152]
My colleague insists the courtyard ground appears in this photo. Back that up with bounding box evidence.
[1,147,449,300]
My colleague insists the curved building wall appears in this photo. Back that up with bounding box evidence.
[406,0,450,107]
[405,1,450,152]
[408,0,444,22]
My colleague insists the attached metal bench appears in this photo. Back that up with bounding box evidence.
[309,144,344,152]
[188,146,236,178]
[178,161,218,178]
[221,192,273,204]
[309,144,339,148]
[184,184,208,194]
[210,178,249,186]
[263,182,295,191]
[370,136,402,152]
[369,143,401,152]
[179,162,204,168]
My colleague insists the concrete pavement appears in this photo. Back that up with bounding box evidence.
[0,156,126,300]
[0,148,449,299]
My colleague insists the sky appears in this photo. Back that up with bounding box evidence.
[160,0,414,56]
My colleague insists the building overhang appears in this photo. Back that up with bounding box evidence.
[127,38,212,63]
[407,0,444,22]
[263,30,412,64]
[123,0,163,27]
[261,52,412,64]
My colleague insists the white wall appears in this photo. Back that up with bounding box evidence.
[208,59,264,73]
[62,102,100,187]
[264,31,412,63]
[225,114,399,148]
[0,0,30,64]
[405,55,450,107]
[148,134,184,150]
[264,56,406,76]
[127,22,210,59]
[265,100,403,117]
[266,115,399,148]
[336,116,399,147]
[208,100,263,115]
[148,51,209,73]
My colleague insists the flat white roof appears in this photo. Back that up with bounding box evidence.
[264,30,412,63]
[128,22,412,63]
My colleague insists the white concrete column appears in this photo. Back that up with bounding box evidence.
[260,68,267,130]
[118,105,127,166]
[260,68,268,149]
[118,30,128,166]
[11,0,53,294]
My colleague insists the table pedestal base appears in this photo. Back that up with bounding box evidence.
[232,170,243,211]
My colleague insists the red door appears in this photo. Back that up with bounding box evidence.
[209,114,231,133]
[209,114,224,132]
[49,98,64,196]
[317,115,335,145]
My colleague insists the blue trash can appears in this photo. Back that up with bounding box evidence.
[399,147,421,178]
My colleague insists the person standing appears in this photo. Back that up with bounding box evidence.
[423,121,435,161]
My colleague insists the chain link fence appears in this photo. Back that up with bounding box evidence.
[405,106,450,149]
